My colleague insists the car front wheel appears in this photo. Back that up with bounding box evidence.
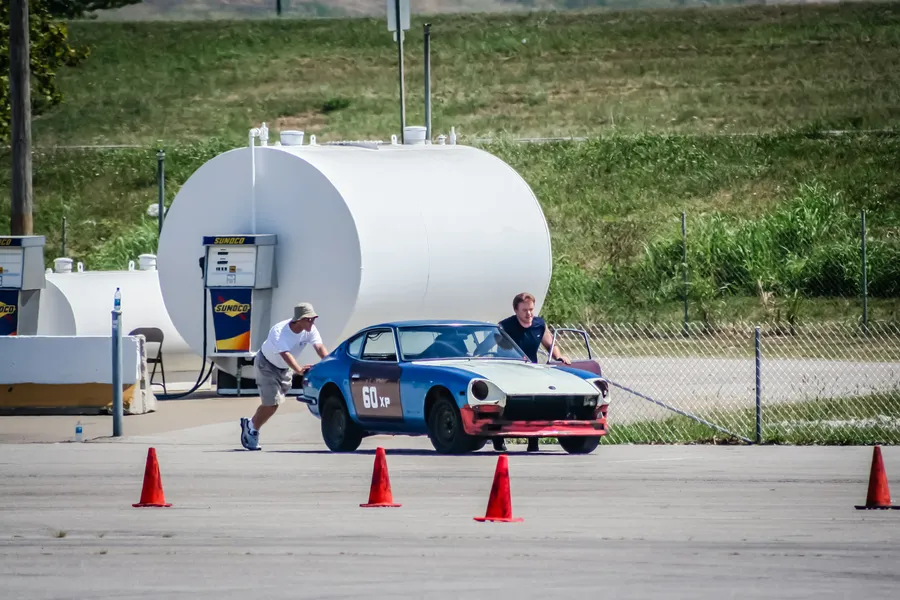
[558,436,601,454]
[320,392,363,452]
[427,396,475,455]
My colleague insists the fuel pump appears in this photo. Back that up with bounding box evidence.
[201,234,276,396]
[0,236,46,336]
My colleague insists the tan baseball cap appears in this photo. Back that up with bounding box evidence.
[292,302,318,321]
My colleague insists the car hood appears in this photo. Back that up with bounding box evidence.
[413,359,600,396]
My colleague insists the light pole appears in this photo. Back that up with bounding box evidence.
[387,0,410,143]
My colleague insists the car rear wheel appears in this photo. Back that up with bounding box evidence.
[427,396,476,455]
[320,392,363,452]
[558,436,601,455]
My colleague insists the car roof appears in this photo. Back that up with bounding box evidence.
[365,319,496,329]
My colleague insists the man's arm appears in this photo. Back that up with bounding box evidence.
[541,328,571,364]
[281,344,329,375]
[279,351,308,374]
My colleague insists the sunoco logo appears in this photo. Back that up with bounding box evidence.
[0,302,15,315]
[0,239,11,246]
[214,237,245,245]
[214,299,250,317]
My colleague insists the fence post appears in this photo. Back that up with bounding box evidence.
[860,209,868,333]
[157,149,166,235]
[755,325,762,444]
[682,211,689,337]
[111,288,123,437]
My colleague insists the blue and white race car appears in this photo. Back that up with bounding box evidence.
[298,320,610,454]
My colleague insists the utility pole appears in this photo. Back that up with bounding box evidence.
[10,0,33,236]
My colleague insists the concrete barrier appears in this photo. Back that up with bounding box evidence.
[0,335,157,415]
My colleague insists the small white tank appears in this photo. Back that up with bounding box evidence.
[36,270,202,382]
[156,141,552,369]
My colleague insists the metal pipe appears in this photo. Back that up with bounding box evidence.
[112,288,123,437]
[861,209,868,332]
[249,128,259,234]
[755,326,761,444]
[394,0,406,143]
[157,149,165,235]
[682,211,689,337]
[61,215,67,257]
[424,23,432,142]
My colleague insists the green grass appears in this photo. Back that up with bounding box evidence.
[3,131,900,323]
[2,2,900,326]
[93,0,822,21]
[595,393,900,445]
[32,2,900,146]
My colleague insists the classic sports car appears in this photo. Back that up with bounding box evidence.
[297,320,610,455]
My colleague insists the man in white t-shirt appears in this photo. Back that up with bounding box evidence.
[240,302,329,450]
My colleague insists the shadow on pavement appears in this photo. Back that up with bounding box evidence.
[203,448,569,457]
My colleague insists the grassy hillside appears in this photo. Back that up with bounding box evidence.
[94,0,796,21]
[34,2,900,146]
[3,2,900,324]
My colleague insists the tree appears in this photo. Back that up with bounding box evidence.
[44,1,143,19]
[0,0,90,143]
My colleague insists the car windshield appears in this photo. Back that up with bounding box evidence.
[397,324,528,361]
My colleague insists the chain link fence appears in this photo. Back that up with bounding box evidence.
[543,321,900,445]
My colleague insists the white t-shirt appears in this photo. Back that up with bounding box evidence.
[259,319,323,370]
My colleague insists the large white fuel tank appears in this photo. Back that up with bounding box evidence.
[156,141,553,369]
[36,270,203,379]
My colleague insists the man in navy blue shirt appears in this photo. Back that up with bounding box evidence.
[492,292,571,452]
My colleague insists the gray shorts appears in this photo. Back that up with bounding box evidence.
[254,352,292,406]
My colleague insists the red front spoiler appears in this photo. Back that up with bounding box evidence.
[460,404,609,438]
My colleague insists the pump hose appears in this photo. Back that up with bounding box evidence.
[156,285,214,400]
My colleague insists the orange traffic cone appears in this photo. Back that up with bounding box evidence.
[855,446,899,510]
[360,447,401,508]
[132,448,173,508]
[474,454,523,522]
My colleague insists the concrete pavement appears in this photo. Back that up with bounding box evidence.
[1,395,899,598]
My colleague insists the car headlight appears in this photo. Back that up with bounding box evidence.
[467,379,505,406]
[589,377,609,398]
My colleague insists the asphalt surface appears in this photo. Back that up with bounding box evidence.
[2,403,899,599]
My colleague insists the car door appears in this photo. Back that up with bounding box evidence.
[348,328,404,423]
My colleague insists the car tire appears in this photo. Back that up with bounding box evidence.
[320,392,364,453]
[427,395,476,455]
[558,436,601,455]
[468,436,488,452]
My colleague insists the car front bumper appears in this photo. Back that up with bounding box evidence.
[460,404,609,437]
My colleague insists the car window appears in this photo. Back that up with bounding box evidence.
[396,330,437,355]
[361,329,397,362]
[346,333,364,358]
[397,325,527,361]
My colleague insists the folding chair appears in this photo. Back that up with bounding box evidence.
[129,327,166,394]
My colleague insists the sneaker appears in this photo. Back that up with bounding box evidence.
[492,438,508,452]
[240,418,261,451]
